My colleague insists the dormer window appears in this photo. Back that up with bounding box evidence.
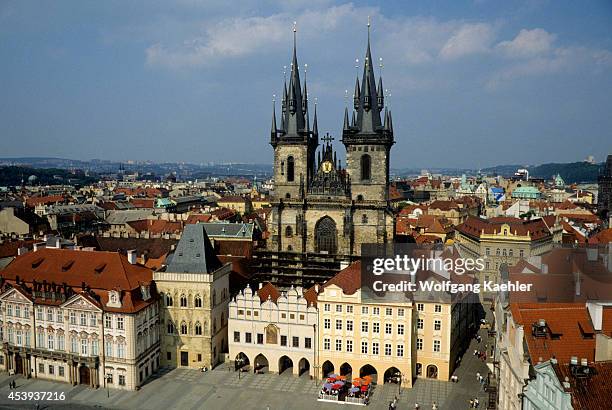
[107,290,121,309]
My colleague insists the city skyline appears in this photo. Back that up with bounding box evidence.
[1,0,612,168]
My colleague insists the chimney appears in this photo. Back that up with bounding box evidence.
[33,242,46,252]
[574,272,581,296]
[315,284,319,294]
[127,249,137,264]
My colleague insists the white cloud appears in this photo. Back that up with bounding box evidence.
[496,28,555,58]
[438,23,496,60]
[487,46,612,89]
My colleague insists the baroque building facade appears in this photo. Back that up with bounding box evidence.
[260,27,395,286]
[0,248,160,391]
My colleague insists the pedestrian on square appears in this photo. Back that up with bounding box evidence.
[476,372,480,381]
[432,401,438,410]
[469,398,474,408]
[414,402,420,409]
[474,398,480,408]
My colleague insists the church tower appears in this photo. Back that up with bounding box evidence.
[342,24,394,202]
[270,27,318,201]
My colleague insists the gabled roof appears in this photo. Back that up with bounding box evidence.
[323,261,361,295]
[165,223,222,274]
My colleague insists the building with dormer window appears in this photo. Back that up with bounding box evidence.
[0,247,160,390]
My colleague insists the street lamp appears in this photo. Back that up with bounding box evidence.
[106,373,112,398]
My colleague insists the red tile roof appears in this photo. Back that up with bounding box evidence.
[510,303,596,364]
[557,361,612,410]
[257,282,281,303]
[25,195,65,207]
[457,216,552,240]
[1,248,154,313]
[323,261,361,295]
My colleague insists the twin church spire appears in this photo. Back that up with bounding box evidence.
[271,26,318,146]
[271,21,392,147]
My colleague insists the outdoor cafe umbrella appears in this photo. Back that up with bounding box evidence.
[323,383,333,390]
[349,387,360,393]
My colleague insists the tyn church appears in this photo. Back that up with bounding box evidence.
[257,27,396,287]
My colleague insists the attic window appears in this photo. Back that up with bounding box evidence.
[31,257,44,268]
[196,253,201,257]
[94,263,107,274]
[189,238,194,242]
[178,252,183,256]
[61,260,75,271]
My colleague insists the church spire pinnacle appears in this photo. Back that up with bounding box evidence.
[284,23,306,137]
[313,100,318,136]
[271,97,277,142]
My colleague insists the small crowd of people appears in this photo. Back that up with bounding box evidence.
[473,349,487,362]
[411,402,438,410]
[469,397,480,408]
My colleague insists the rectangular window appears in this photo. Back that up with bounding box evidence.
[372,342,379,355]
[81,339,88,355]
[416,338,423,350]
[373,323,379,333]
[280,335,287,346]
[385,308,392,316]
[166,352,171,360]
[92,340,99,356]
[434,320,441,331]
[257,333,263,344]
[417,303,424,312]
[15,305,20,318]
[6,304,12,316]
[71,337,77,353]
[25,332,31,347]
[117,343,125,358]
[116,317,124,330]
[434,305,442,313]
[16,331,22,346]
[24,306,30,319]
[119,375,126,386]
[397,344,404,357]
[385,343,392,356]
[59,366,65,377]
[48,309,54,322]
[417,319,424,329]
[346,305,353,313]
[292,336,299,348]
[106,341,113,357]
[398,324,404,335]
[324,303,331,312]
[245,333,252,343]
[58,334,65,351]
[324,338,330,350]
[234,331,240,343]
[36,332,43,347]
[361,306,368,315]
[385,323,392,334]
[48,335,54,350]
[372,307,380,315]
[39,363,44,374]
[237,309,244,315]
[346,320,353,332]
[37,307,44,320]
[90,313,97,327]
[56,309,62,323]
[346,340,353,352]
[80,312,87,326]
[49,365,54,375]
[433,340,441,352]
[336,304,342,313]
[305,338,312,349]
[335,339,342,351]
[324,318,331,329]
[361,322,368,333]
[69,311,76,325]
[361,341,368,354]
[281,313,286,319]
[336,320,342,330]
[398,308,404,317]
[105,316,112,329]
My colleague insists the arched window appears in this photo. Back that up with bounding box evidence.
[287,245,293,251]
[194,295,202,308]
[167,321,175,334]
[180,321,188,335]
[357,194,364,201]
[180,294,187,307]
[360,154,371,181]
[166,294,173,306]
[285,226,293,237]
[195,322,202,335]
[287,156,295,182]
[362,214,368,224]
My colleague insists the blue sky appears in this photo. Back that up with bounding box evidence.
[1,0,611,168]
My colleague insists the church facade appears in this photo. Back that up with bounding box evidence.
[262,28,395,284]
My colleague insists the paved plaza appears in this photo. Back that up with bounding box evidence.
[0,315,494,410]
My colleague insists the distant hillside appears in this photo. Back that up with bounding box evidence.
[0,166,97,187]
[483,161,602,183]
